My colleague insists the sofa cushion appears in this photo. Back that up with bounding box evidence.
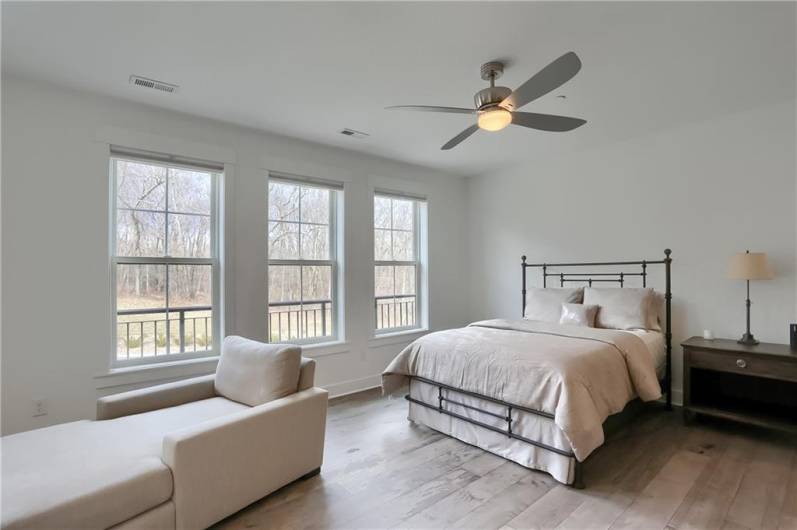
[1,397,247,530]
[215,336,301,406]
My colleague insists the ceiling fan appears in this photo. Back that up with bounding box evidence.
[387,52,586,150]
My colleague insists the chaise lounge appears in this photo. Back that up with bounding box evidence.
[1,337,328,530]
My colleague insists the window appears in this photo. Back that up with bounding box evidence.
[111,154,221,365]
[374,193,424,332]
[268,177,339,343]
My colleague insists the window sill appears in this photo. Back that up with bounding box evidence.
[94,355,220,390]
[369,328,429,347]
[302,340,351,358]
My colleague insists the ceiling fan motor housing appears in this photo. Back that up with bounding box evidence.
[474,86,512,110]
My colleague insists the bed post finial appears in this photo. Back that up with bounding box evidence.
[522,255,527,264]
[664,248,671,258]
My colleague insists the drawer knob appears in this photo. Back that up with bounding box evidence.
[736,359,747,368]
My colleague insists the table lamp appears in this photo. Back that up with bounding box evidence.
[727,250,774,345]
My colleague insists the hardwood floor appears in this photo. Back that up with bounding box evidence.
[216,389,797,530]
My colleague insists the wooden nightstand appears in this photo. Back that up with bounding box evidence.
[682,337,797,434]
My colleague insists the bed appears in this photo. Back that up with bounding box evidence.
[382,250,672,488]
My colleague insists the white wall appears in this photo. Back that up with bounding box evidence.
[3,75,795,435]
[466,99,797,404]
[1,76,470,435]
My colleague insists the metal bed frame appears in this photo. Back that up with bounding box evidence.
[405,249,673,488]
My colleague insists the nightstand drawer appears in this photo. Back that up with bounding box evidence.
[688,348,797,383]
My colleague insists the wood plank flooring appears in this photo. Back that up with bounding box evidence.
[215,390,797,530]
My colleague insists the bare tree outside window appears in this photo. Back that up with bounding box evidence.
[112,158,219,363]
[374,195,419,331]
[267,179,337,343]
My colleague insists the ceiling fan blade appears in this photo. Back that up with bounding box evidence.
[441,124,479,150]
[500,52,582,111]
[511,112,586,132]
[386,105,475,115]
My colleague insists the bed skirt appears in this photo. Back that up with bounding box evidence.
[407,378,577,485]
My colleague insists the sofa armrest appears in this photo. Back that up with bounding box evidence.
[298,357,316,391]
[162,387,328,530]
[96,374,217,420]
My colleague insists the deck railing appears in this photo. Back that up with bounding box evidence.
[267,296,416,341]
[375,295,416,330]
[116,306,212,360]
[268,300,332,342]
[118,296,418,353]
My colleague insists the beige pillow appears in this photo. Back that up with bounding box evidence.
[559,303,598,327]
[215,336,301,406]
[648,290,665,331]
[583,288,654,330]
[524,287,583,323]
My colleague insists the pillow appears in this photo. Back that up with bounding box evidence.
[524,287,583,323]
[583,287,655,330]
[559,303,598,327]
[648,290,665,331]
[215,336,301,406]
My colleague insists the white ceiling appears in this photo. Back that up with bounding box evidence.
[2,2,795,177]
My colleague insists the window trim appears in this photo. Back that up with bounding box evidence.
[373,193,424,334]
[267,176,340,345]
[109,154,222,368]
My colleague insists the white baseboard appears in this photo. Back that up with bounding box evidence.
[322,374,381,399]
[670,388,683,407]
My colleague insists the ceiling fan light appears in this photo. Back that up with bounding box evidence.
[477,108,512,132]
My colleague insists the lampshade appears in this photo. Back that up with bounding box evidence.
[727,251,774,280]
[478,108,512,132]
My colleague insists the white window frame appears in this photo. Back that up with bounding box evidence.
[267,175,341,345]
[373,192,425,334]
[109,153,222,368]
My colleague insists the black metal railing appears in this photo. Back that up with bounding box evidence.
[268,299,332,342]
[375,294,416,330]
[116,306,212,360]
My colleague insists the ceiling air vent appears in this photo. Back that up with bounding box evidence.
[129,75,179,93]
[339,128,369,139]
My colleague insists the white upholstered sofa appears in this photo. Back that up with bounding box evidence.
[1,337,328,530]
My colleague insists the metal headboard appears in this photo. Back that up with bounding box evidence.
[521,249,673,409]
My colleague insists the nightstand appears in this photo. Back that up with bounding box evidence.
[682,337,797,434]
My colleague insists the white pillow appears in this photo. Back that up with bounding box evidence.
[524,287,583,323]
[559,303,598,327]
[648,290,665,331]
[215,336,301,406]
[583,288,655,330]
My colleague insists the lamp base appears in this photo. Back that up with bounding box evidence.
[737,333,759,346]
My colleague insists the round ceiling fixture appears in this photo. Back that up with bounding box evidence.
[478,108,512,131]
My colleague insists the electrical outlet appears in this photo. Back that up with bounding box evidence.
[32,398,47,417]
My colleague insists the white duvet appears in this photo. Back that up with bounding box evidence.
[382,319,662,461]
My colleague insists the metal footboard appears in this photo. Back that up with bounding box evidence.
[405,375,584,488]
